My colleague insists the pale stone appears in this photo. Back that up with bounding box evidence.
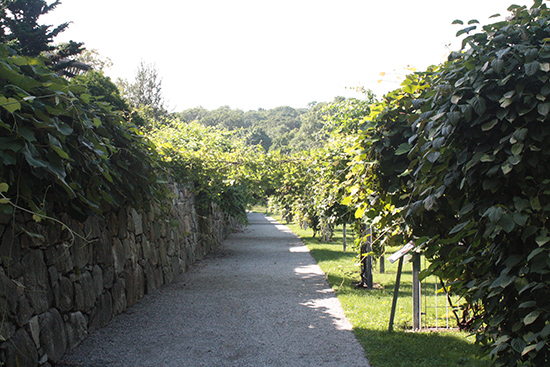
[130,208,143,235]
[54,276,73,313]
[65,311,87,349]
[28,315,40,348]
[111,279,127,316]
[112,237,126,275]
[39,309,67,363]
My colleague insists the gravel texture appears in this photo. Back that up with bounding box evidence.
[59,212,371,367]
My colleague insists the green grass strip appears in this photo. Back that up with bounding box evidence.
[256,209,490,367]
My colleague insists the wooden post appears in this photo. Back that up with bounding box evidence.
[379,255,385,274]
[388,256,403,332]
[412,253,421,330]
[342,222,347,252]
[365,227,373,289]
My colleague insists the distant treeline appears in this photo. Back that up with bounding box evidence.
[172,98,345,152]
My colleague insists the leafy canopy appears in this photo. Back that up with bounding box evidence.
[343,1,550,365]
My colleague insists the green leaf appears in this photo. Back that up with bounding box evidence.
[535,235,550,246]
[355,205,366,219]
[449,220,471,234]
[511,338,526,353]
[0,96,21,113]
[501,162,513,175]
[452,19,464,25]
[527,247,545,261]
[522,344,538,356]
[20,227,45,241]
[471,96,487,115]
[21,144,47,168]
[459,203,475,215]
[341,196,352,206]
[524,310,541,325]
[525,61,540,76]
[56,122,73,136]
[395,143,411,156]
[518,301,537,309]
[537,102,550,116]
[424,196,435,210]
[511,143,524,156]
[482,119,499,131]
[500,98,513,108]
[50,145,70,160]
[0,183,8,193]
[0,203,13,214]
[499,213,515,233]
[531,197,542,211]
[513,212,528,227]
[426,151,440,163]
[79,93,91,104]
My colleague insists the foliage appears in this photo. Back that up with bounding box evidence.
[344,2,550,365]
[173,102,335,153]
[118,61,167,119]
[75,48,113,72]
[146,118,266,223]
[71,70,130,112]
[0,0,88,76]
[0,45,162,220]
[0,0,67,56]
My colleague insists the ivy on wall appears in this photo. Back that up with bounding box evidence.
[0,45,163,221]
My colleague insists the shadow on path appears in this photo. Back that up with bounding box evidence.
[59,212,371,367]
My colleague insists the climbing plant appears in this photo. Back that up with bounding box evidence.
[0,45,162,220]
[344,2,550,365]
[146,118,268,223]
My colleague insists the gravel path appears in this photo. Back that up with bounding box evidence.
[59,212,371,367]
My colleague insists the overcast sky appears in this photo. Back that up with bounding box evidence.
[41,0,535,111]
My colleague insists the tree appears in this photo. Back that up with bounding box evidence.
[118,61,167,117]
[200,105,246,130]
[0,0,67,55]
[75,48,113,71]
[243,126,271,152]
[0,0,88,75]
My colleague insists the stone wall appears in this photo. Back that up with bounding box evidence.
[0,183,234,367]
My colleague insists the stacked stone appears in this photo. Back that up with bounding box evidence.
[0,183,233,367]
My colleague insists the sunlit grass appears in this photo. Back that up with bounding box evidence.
[253,207,490,367]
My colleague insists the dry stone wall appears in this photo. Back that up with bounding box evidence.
[0,183,234,367]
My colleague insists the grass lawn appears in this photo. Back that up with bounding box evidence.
[252,207,490,367]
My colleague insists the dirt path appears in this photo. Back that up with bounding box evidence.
[59,212,371,367]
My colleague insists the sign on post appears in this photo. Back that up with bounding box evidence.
[388,241,417,332]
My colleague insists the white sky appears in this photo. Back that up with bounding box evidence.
[41,0,535,111]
